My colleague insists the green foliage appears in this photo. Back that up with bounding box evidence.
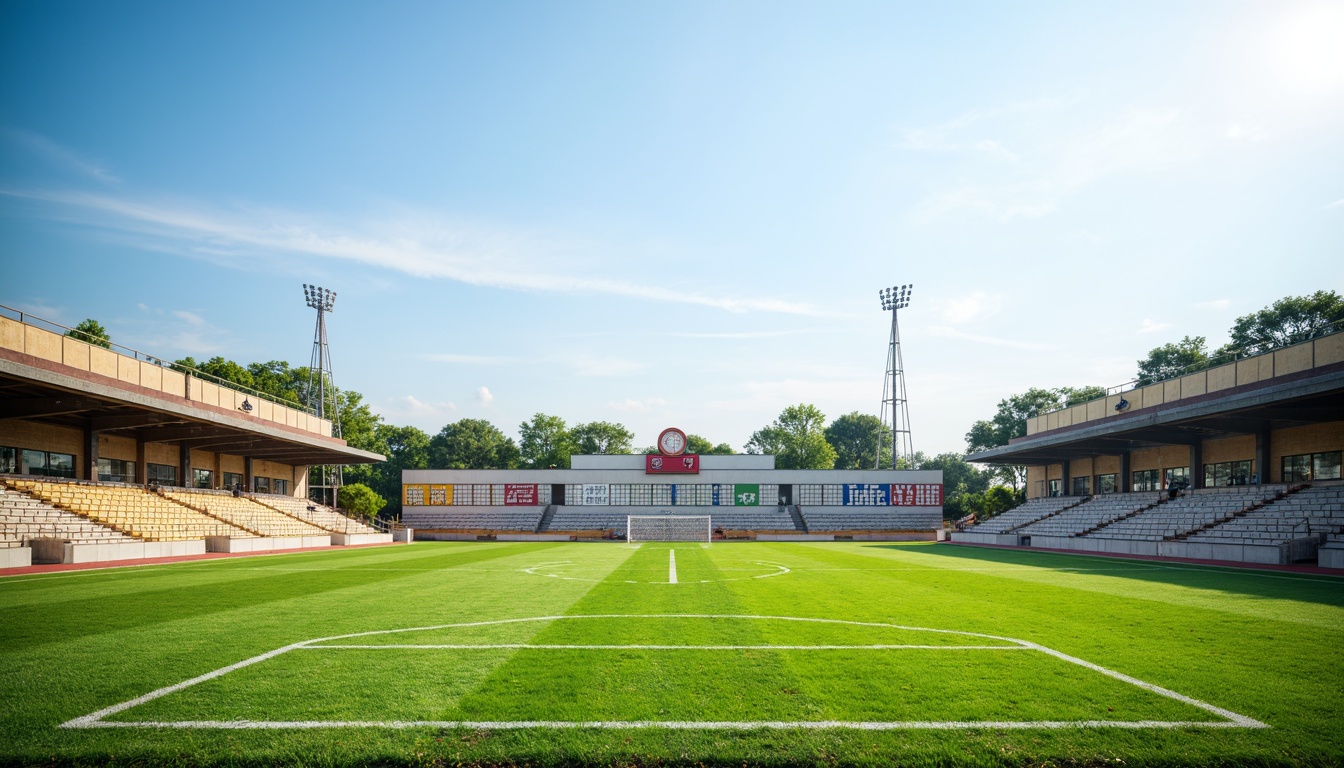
[825,411,890,469]
[1058,385,1106,406]
[746,403,838,469]
[519,413,574,468]
[335,389,380,452]
[336,482,385,519]
[643,435,734,455]
[570,421,635,455]
[966,387,1102,491]
[429,418,520,469]
[1226,290,1344,356]
[346,424,428,516]
[174,356,255,389]
[1136,336,1210,386]
[66,318,110,348]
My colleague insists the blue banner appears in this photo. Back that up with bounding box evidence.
[843,484,890,506]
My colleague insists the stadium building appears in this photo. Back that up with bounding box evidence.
[960,331,1344,569]
[0,307,389,568]
[402,427,945,541]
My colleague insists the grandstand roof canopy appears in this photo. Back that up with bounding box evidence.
[968,359,1344,466]
[0,350,382,466]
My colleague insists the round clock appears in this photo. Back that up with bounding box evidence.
[657,427,688,456]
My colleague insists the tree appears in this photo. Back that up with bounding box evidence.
[825,411,891,469]
[643,434,734,455]
[174,356,255,389]
[338,482,386,520]
[1135,336,1209,386]
[919,452,990,496]
[66,318,110,348]
[746,404,838,469]
[1058,385,1106,406]
[246,360,305,404]
[571,421,635,455]
[1225,290,1344,356]
[966,387,1079,491]
[519,413,574,468]
[430,418,520,469]
[348,424,429,517]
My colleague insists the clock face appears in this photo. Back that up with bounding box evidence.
[658,428,687,456]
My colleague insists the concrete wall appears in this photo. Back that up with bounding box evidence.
[32,538,206,564]
[204,535,330,552]
[0,547,32,568]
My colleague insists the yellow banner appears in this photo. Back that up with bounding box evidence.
[403,484,428,506]
[430,484,453,505]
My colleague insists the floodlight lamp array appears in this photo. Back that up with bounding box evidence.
[303,284,337,312]
[878,283,913,311]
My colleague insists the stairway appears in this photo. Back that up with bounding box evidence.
[787,504,809,533]
[535,504,557,533]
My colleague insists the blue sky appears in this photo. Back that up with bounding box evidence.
[2,1,1341,455]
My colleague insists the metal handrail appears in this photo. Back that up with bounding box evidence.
[0,303,320,417]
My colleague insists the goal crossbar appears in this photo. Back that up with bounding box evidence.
[627,515,712,543]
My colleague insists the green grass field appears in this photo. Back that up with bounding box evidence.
[1,541,1341,766]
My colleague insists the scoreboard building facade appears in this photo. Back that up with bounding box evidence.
[402,427,944,539]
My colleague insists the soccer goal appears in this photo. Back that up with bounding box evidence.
[627,515,712,543]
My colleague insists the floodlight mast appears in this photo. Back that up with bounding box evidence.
[876,284,914,470]
[303,284,342,508]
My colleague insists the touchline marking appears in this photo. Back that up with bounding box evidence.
[304,644,1026,651]
[60,614,1268,731]
[669,549,678,584]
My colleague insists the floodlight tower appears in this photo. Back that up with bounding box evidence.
[304,284,342,507]
[877,284,914,470]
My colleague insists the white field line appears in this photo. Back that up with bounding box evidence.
[59,614,1267,731]
[521,560,790,584]
[74,719,1261,731]
[304,644,1026,651]
[669,549,677,584]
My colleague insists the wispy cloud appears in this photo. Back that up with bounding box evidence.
[666,329,826,339]
[0,187,828,317]
[420,353,515,364]
[475,386,493,407]
[1137,318,1171,334]
[1196,298,1232,310]
[381,394,457,421]
[608,397,667,413]
[1328,199,1344,209]
[925,325,1054,351]
[2,128,119,183]
[935,291,1003,326]
[568,354,648,377]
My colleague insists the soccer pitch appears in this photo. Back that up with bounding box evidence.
[1,542,1341,766]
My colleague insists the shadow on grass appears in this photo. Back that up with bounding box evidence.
[864,542,1344,607]
[0,544,557,651]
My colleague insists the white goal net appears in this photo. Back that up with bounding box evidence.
[627,515,712,543]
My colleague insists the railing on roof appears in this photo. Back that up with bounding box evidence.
[0,303,320,419]
[1026,322,1344,436]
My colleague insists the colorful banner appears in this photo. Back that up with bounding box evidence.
[890,483,944,506]
[504,484,538,505]
[429,484,452,505]
[581,483,610,506]
[843,484,890,506]
[646,454,700,474]
[403,484,428,506]
[733,484,760,506]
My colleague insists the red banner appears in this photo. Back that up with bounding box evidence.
[646,454,700,474]
[890,483,943,506]
[504,484,538,505]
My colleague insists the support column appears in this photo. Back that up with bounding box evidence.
[179,443,191,488]
[214,452,222,490]
[1120,452,1131,493]
[84,422,98,482]
[1060,461,1071,496]
[1190,443,1204,489]
[135,438,147,484]
[1255,426,1272,485]
[244,457,254,492]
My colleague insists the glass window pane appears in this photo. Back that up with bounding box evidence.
[21,449,47,475]
[1314,452,1342,481]
[48,453,74,478]
[0,447,15,474]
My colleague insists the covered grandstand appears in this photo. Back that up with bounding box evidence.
[0,308,389,568]
[402,441,944,541]
[959,331,1343,568]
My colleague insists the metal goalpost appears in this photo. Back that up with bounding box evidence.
[626,515,712,543]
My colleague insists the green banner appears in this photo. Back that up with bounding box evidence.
[733,484,760,507]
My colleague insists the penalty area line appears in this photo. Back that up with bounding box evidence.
[70,719,1263,731]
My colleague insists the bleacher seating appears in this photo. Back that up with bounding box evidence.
[252,493,380,534]
[1184,484,1344,546]
[402,506,545,531]
[1,482,135,547]
[962,496,1080,534]
[163,489,329,538]
[798,506,939,532]
[1088,485,1286,541]
[6,478,251,542]
[1016,492,1162,538]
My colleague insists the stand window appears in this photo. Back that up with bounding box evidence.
[1071,476,1091,496]
[147,463,177,485]
[97,458,135,483]
[1132,470,1159,492]
[1204,460,1251,487]
[1282,451,1342,482]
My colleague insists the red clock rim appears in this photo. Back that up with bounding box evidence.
[657,427,688,456]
